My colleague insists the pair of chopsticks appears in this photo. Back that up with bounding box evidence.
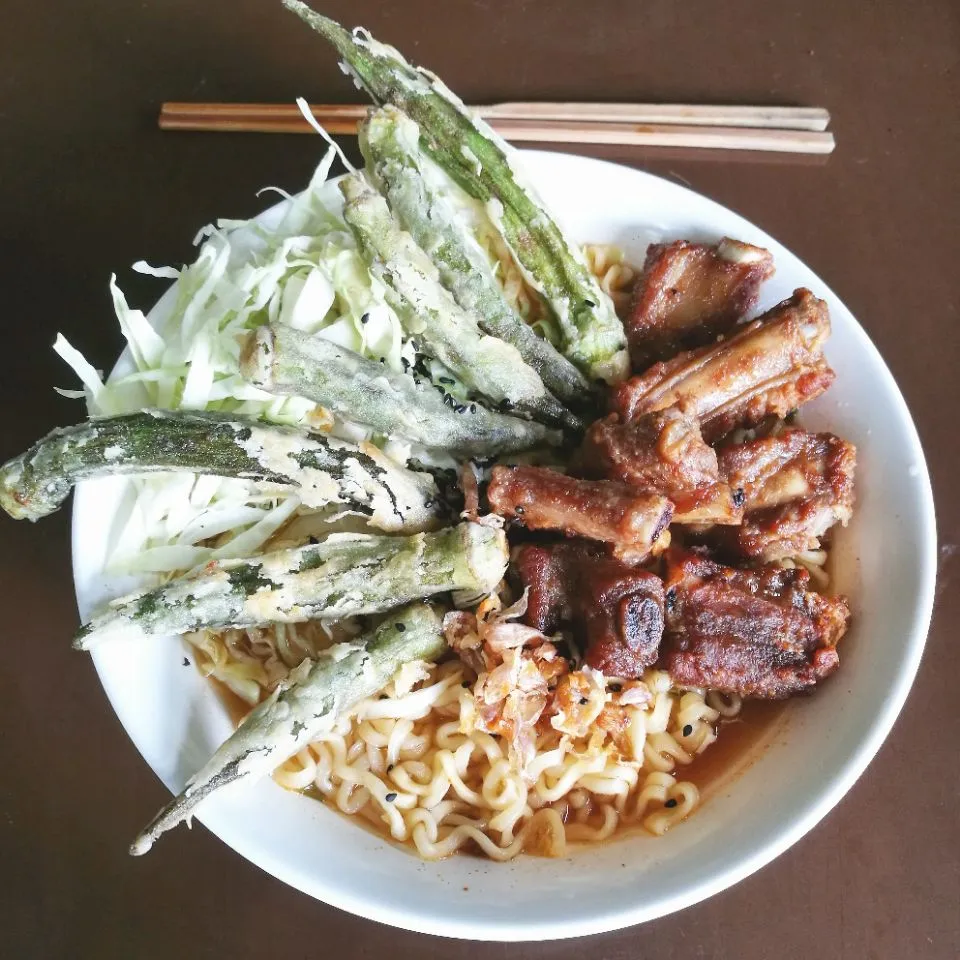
[159,101,835,155]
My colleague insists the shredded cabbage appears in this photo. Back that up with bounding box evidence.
[54,145,461,580]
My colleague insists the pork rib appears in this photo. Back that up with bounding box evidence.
[580,405,743,524]
[627,237,774,368]
[660,547,849,698]
[717,427,856,561]
[514,542,665,678]
[487,465,673,559]
[613,289,835,442]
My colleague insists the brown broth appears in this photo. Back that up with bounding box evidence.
[208,676,256,728]
[684,698,788,797]
[559,697,790,858]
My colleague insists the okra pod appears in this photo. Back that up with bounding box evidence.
[130,601,446,854]
[282,0,629,384]
[339,173,579,431]
[0,409,440,531]
[359,106,591,419]
[74,522,507,650]
[240,323,560,455]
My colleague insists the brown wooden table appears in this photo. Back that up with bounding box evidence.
[1,2,957,957]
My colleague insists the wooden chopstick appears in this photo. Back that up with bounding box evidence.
[162,101,831,132]
[480,102,830,131]
[159,102,835,154]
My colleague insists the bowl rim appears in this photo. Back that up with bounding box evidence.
[71,149,938,941]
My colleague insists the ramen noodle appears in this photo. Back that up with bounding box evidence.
[187,621,732,860]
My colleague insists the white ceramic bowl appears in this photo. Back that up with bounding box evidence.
[71,151,937,941]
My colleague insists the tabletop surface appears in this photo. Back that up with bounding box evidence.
[1,2,957,957]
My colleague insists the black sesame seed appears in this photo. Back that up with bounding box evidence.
[609,683,622,693]
[583,298,596,308]
[386,764,394,773]
[579,696,589,705]
[469,404,477,414]
[385,792,397,803]
[682,724,693,737]
[396,622,406,632]
[665,798,678,809]
[360,313,370,324]
[379,357,386,364]
[732,487,746,508]
[438,376,454,385]
[515,505,524,515]
[665,588,677,610]
[182,657,190,667]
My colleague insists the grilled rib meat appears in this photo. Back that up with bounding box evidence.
[487,465,673,559]
[660,547,849,698]
[580,560,665,676]
[580,406,743,524]
[613,289,835,442]
[717,428,856,561]
[514,542,665,678]
[628,237,774,368]
[514,541,595,636]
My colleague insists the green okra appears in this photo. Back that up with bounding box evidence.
[359,106,591,420]
[339,172,578,431]
[0,409,441,532]
[74,521,506,650]
[130,601,447,854]
[282,0,629,385]
[240,323,560,455]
